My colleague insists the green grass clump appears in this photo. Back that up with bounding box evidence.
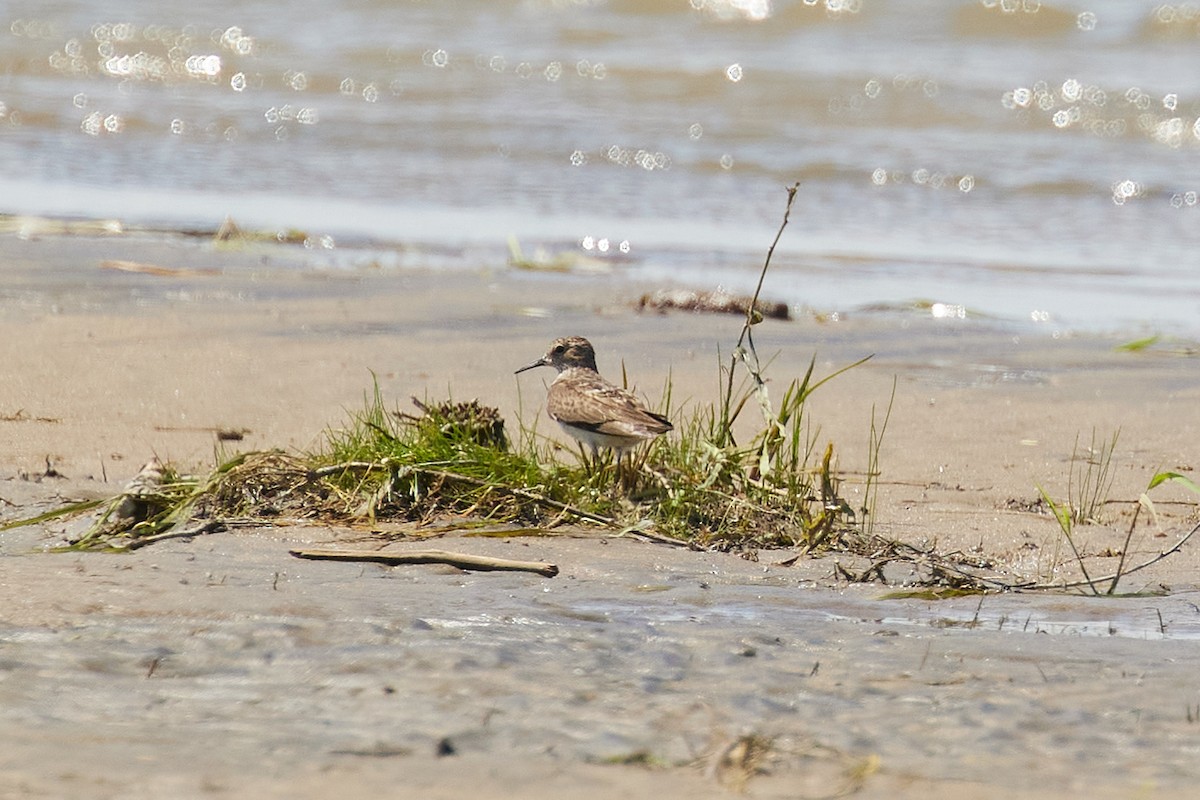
[1068,427,1120,525]
[285,356,868,551]
[311,388,598,525]
[647,354,867,549]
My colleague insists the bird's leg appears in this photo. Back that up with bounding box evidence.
[582,443,605,485]
[616,450,636,494]
[578,444,593,477]
[604,449,621,491]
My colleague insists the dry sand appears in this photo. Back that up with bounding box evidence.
[1,233,1199,798]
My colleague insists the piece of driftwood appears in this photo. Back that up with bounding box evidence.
[289,547,559,577]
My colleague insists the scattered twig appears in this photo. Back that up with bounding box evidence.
[1106,491,1146,595]
[124,519,227,550]
[1037,484,1099,595]
[289,547,559,578]
[615,520,691,547]
[1006,519,1200,592]
[0,409,61,423]
[40,456,66,480]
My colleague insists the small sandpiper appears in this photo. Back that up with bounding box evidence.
[515,336,673,460]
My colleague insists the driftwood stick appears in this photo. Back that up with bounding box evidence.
[289,547,559,578]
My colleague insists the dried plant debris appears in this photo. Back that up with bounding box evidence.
[0,409,61,423]
[397,397,509,450]
[635,288,790,320]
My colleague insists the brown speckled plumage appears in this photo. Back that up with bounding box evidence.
[515,336,672,457]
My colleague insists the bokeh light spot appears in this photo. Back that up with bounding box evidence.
[286,70,308,91]
[81,111,102,136]
[1111,179,1142,205]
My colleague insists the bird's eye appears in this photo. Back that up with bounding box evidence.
[552,344,565,354]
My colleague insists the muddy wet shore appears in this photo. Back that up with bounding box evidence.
[2,515,1199,799]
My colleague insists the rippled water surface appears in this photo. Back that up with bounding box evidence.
[2,1,1200,332]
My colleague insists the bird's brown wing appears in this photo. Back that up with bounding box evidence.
[547,372,672,438]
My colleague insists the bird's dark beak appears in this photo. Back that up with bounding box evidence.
[514,356,547,375]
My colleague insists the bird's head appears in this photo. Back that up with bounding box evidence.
[515,336,598,374]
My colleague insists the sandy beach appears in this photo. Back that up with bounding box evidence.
[2,232,1200,798]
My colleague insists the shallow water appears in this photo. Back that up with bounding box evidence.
[2,1,1200,334]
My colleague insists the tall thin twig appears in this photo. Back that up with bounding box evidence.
[719,182,800,446]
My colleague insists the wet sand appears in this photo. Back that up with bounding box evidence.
[2,233,1200,798]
